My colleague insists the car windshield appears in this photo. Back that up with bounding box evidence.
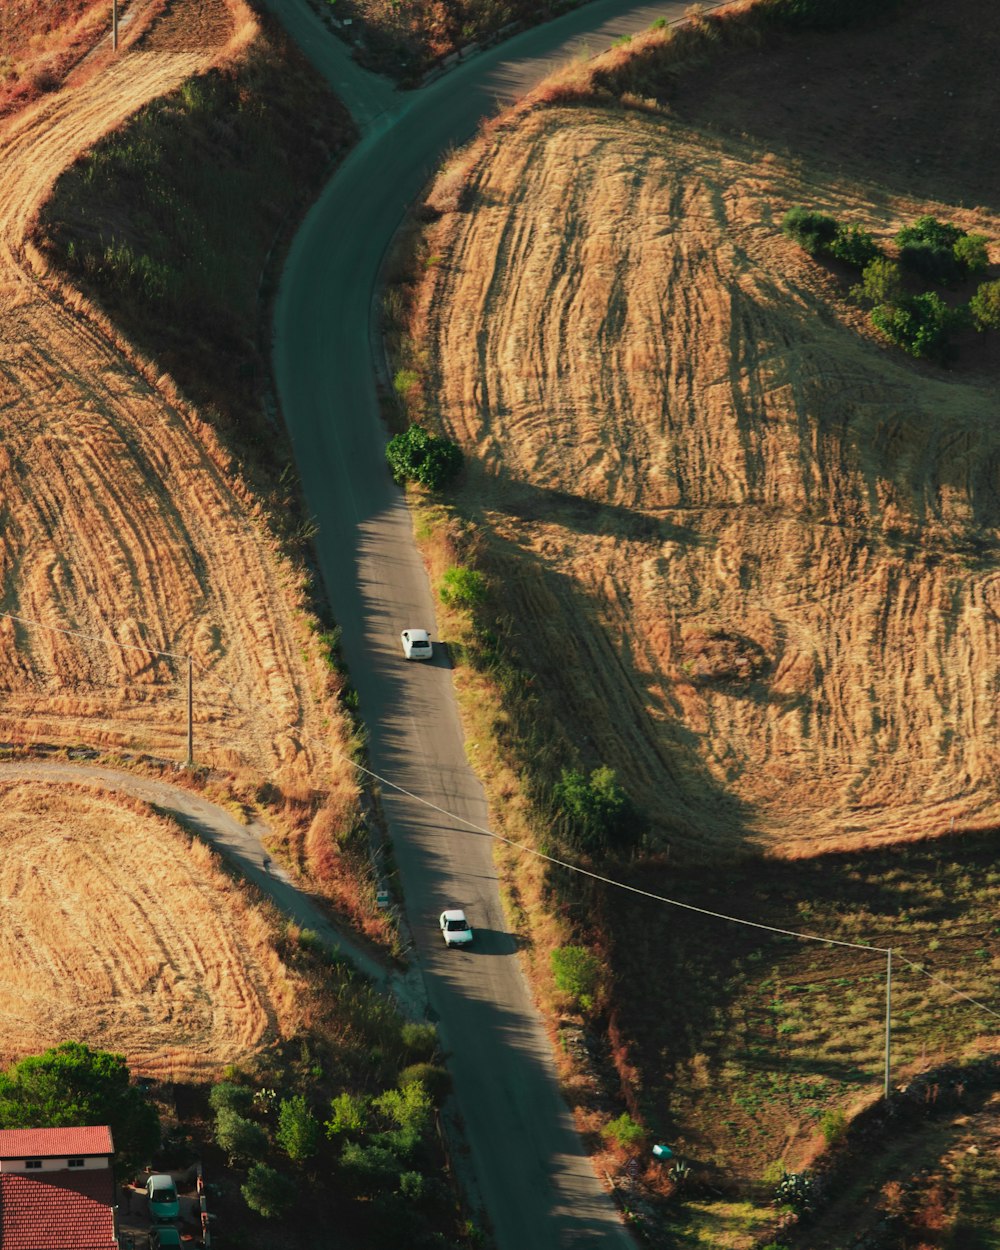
[153,1184,176,1200]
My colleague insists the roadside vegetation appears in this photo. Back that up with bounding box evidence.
[388,0,1000,1242]
[0,0,123,116]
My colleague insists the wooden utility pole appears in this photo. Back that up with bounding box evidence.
[112,0,119,51]
[884,947,892,1100]
[186,654,194,766]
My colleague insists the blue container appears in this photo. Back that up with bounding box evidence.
[652,1144,673,1161]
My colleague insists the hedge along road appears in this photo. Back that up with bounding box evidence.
[265,3,692,1245]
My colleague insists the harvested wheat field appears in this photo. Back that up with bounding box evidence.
[0,778,299,1078]
[417,65,1000,857]
[0,0,352,794]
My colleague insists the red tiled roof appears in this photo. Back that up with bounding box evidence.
[0,1128,113,1160]
[0,1170,116,1250]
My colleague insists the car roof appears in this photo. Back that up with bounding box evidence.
[442,909,467,922]
[405,629,431,642]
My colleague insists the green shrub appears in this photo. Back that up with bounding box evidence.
[214,1108,268,1162]
[386,424,463,491]
[552,765,638,857]
[439,565,487,609]
[970,279,1000,330]
[551,946,602,1011]
[782,205,838,255]
[208,1081,255,1117]
[954,233,990,277]
[601,1112,646,1152]
[827,223,879,268]
[870,291,966,360]
[393,368,420,398]
[399,1063,451,1104]
[820,1108,848,1145]
[325,1090,370,1138]
[400,1021,438,1060]
[241,1163,297,1219]
[853,257,904,307]
[276,1094,321,1162]
[895,216,981,286]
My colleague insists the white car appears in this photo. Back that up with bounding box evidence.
[401,628,433,660]
[440,909,473,947]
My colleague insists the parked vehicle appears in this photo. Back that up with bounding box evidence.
[145,1174,179,1221]
[149,1227,182,1249]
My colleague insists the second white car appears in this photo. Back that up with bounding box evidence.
[440,909,473,947]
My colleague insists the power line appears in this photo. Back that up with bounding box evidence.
[0,610,191,665]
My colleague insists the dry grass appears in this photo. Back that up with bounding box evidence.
[0,778,302,1080]
[412,14,1000,860]
[0,0,360,815]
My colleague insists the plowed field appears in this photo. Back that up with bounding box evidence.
[0,779,298,1077]
[417,99,1000,857]
[0,0,346,787]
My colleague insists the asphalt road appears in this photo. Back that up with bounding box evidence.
[265,3,692,1245]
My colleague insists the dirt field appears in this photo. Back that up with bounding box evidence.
[0,0,353,793]
[415,2,1000,859]
[0,778,299,1078]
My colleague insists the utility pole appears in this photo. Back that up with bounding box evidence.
[884,947,892,1100]
[112,0,119,51]
[186,654,194,767]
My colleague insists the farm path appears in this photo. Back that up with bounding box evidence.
[265,2,697,1247]
[0,0,326,780]
[0,758,407,997]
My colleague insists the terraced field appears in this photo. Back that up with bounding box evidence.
[0,778,298,1078]
[417,100,1000,857]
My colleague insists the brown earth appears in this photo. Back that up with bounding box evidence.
[414,2,1000,860]
[0,778,300,1078]
[0,0,355,796]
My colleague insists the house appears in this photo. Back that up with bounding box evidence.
[0,1126,117,1250]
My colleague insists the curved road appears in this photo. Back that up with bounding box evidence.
[265,3,692,1246]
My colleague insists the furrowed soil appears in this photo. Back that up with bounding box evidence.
[0,0,358,802]
[409,0,1000,1232]
[0,778,300,1079]
[416,0,1000,861]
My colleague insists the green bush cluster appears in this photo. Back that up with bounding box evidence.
[869,291,968,361]
[895,215,988,286]
[782,206,878,268]
[601,1111,647,1152]
[970,279,1000,330]
[439,565,487,609]
[386,423,463,491]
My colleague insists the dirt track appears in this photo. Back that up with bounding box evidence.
[418,106,1000,856]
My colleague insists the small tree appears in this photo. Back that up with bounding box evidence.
[970,279,1000,330]
[553,765,638,856]
[601,1112,646,1153]
[241,1163,297,1219]
[870,292,966,360]
[214,1108,268,1163]
[826,223,879,268]
[386,424,463,490]
[853,257,904,307]
[276,1094,321,1162]
[551,946,602,1011]
[953,233,990,277]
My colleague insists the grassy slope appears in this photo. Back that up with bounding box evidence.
[399,0,1000,1243]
